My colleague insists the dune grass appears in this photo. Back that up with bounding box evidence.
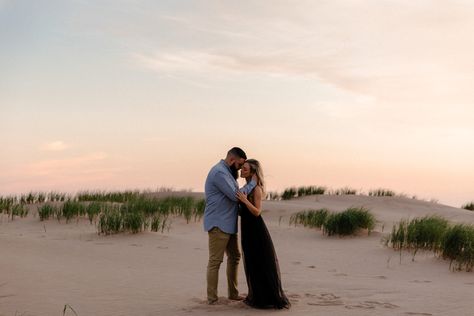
[281,187,297,200]
[93,196,205,235]
[38,204,58,221]
[0,199,29,220]
[61,201,86,223]
[386,216,474,271]
[462,202,474,211]
[323,207,375,236]
[281,186,326,200]
[7,188,205,234]
[10,204,29,220]
[85,202,102,224]
[290,207,375,236]
[289,209,329,229]
[4,190,205,235]
[77,190,141,203]
[441,224,474,271]
[368,188,396,197]
[330,187,358,195]
[274,185,400,201]
[98,205,123,235]
[386,216,449,260]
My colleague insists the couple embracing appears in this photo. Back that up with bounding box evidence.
[203,147,290,309]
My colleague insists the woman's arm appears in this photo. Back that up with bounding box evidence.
[236,186,263,217]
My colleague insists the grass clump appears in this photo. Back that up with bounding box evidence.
[47,191,67,202]
[95,196,205,235]
[281,186,326,200]
[122,209,147,234]
[290,207,375,236]
[297,186,326,197]
[368,189,395,197]
[77,190,141,203]
[4,189,206,235]
[9,204,29,220]
[331,187,358,195]
[98,206,123,235]
[38,204,58,221]
[461,202,474,211]
[386,216,474,271]
[0,196,15,213]
[408,216,448,255]
[441,224,474,271]
[194,198,206,221]
[61,200,86,223]
[289,209,329,229]
[86,202,103,224]
[386,216,449,260]
[323,207,375,236]
[281,187,297,200]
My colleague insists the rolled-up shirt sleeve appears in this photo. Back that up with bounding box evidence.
[215,171,256,201]
[240,179,256,195]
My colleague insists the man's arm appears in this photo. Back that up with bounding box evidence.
[214,171,256,201]
[239,175,257,195]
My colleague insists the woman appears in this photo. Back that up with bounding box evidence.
[236,159,290,309]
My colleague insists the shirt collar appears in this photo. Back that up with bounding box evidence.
[220,159,232,173]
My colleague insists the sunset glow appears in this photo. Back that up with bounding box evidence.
[1,1,474,206]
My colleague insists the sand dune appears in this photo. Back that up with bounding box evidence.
[1,195,474,316]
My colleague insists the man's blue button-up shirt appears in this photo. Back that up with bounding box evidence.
[203,160,256,234]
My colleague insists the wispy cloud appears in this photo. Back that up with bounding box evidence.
[130,1,474,108]
[40,141,70,152]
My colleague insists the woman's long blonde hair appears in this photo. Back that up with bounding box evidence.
[246,159,265,194]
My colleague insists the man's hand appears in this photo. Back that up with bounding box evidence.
[237,191,248,203]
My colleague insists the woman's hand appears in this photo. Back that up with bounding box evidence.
[236,191,248,203]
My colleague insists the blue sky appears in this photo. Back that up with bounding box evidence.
[1,0,474,206]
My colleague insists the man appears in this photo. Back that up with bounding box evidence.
[204,147,257,305]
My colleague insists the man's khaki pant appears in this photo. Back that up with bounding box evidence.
[207,227,241,303]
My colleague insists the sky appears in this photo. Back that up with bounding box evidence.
[1,0,474,207]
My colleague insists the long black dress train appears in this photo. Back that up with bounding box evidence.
[240,190,290,309]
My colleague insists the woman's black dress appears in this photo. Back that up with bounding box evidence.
[240,190,290,309]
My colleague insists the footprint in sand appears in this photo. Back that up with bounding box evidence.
[307,293,344,307]
[287,293,301,298]
[287,293,301,303]
[292,261,301,265]
[190,297,248,309]
[374,275,388,280]
[404,312,432,315]
[410,280,432,283]
[346,300,399,310]
[0,284,14,300]
[334,273,348,277]
[129,243,142,247]
[307,265,316,269]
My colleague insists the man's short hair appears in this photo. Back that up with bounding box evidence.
[227,147,247,160]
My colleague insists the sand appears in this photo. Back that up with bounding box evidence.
[1,195,474,316]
